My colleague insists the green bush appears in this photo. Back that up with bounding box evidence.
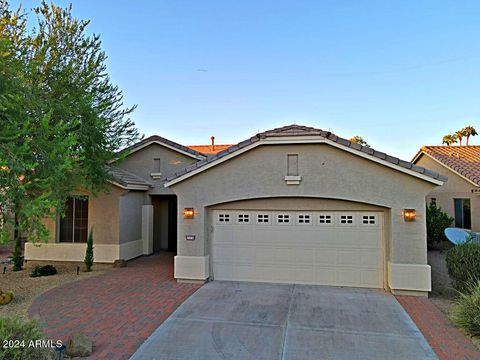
[30,265,57,278]
[451,281,480,336]
[0,316,54,359]
[84,229,94,272]
[426,201,453,247]
[446,242,480,292]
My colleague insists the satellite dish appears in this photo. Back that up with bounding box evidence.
[445,227,479,245]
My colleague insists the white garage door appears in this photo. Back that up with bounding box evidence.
[211,210,384,288]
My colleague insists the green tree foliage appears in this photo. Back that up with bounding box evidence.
[462,125,478,146]
[84,229,94,272]
[0,1,140,252]
[349,135,370,147]
[442,134,458,146]
[426,201,453,247]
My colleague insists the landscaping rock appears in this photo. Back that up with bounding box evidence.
[66,333,92,357]
[113,259,127,268]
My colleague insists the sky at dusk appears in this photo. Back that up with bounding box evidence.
[11,0,480,160]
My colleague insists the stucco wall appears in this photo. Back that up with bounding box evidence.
[119,190,145,244]
[116,143,199,195]
[41,185,124,245]
[415,154,480,231]
[170,144,437,266]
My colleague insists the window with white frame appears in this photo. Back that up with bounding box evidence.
[319,215,332,224]
[218,213,230,223]
[340,215,354,224]
[298,214,311,224]
[238,214,250,223]
[362,215,376,225]
[277,214,290,223]
[257,214,270,223]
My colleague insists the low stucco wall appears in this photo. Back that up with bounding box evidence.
[169,143,437,294]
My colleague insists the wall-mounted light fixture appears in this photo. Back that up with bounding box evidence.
[403,209,416,222]
[183,208,194,219]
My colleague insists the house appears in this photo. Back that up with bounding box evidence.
[413,146,480,231]
[25,125,447,296]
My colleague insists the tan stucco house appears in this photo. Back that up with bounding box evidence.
[25,125,447,296]
[413,146,480,231]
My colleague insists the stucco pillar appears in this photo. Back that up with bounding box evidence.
[142,205,153,255]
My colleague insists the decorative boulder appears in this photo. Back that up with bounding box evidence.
[0,291,13,305]
[66,333,92,357]
[113,259,127,268]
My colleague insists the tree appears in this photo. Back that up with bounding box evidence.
[0,1,140,258]
[349,136,370,147]
[84,229,94,272]
[455,130,466,146]
[462,125,478,146]
[442,134,458,146]
[426,201,453,247]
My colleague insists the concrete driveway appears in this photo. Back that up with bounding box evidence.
[131,282,436,360]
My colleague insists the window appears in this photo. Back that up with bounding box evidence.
[59,197,88,243]
[319,215,332,224]
[340,215,354,224]
[153,158,161,172]
[218,214,230,223]
[298,214,311,224]
[277,214,290,223]
[454,199,471,229]
[238,214,250,223]
[362,215,376,225]
[257,214,270,223]
[287,154,299,176]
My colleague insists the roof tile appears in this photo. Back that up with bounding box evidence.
[415,146,480,186]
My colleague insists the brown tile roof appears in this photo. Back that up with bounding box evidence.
[108,166,152,189]
[413,146,480,186]
[166,124,447,184]
[187,144,234,155]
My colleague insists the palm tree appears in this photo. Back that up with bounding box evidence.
[455,130,466,146]
[462,125,478,145]
[442,134,458,146]
[349,135,369,147]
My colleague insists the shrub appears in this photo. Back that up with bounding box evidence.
[30,265,57,278]
[426,201,453,247]
[446,242,480,292]
[0,291,14,305]
[0,316,54,360]
[451,281,480,336]
[84,229,94,272]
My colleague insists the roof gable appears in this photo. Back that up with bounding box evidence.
[413,146,480,186]
[117,135,206,161]
[165,124,446,187]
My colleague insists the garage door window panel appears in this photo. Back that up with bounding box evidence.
[362,215,377,226]
[340,215,355,225]
[257,214,270,224]
[297,214,312,225]
[318,214,333,225]
[237,213,250,224]
[276,214,291,224]
[217,213,231,224]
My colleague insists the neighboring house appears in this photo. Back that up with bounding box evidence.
[413,146,480,231]
[25,125,447,296]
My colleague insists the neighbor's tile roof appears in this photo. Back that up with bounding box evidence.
[187,144,235,155]
[414,146,480,186]
[166,124,447,183]
[108,166,152,189]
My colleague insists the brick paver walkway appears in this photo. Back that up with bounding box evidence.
[397,295,480,360]
[29,252,201,359]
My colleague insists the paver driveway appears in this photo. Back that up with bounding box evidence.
[131,281,436,360]
[29,252,201,359]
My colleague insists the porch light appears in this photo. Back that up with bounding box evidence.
[403,209,416,222]
[183,208,195,219]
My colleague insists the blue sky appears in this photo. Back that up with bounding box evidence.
[12,1,480,159]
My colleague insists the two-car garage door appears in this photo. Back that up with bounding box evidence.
[211,210,384,288]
